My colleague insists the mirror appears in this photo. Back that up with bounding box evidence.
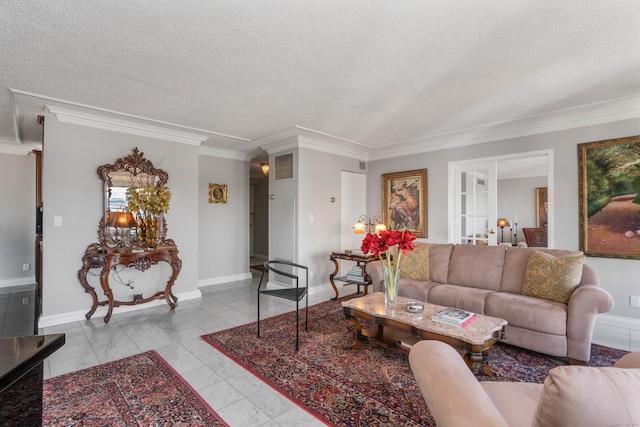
[96,148,171,250]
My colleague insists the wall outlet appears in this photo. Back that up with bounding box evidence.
[22,263,29,271]
[22,297,29,305]
[309,270,315,279]
[630,296,640,308]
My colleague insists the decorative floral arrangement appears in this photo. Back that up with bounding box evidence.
[361,229,417,304]
[126,185,172,217]
[126,184,171,247]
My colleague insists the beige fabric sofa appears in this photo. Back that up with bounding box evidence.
[409,340,640,427]
[365,243,613,363]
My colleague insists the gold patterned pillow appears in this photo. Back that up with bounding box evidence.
[522,251,584,304]
[399,244,430,281]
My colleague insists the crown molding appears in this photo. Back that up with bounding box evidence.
[258,127,369,160]
[199,145,252,161]
[0,141,40,155]
[369,93,640,161]
[46,105,209,146]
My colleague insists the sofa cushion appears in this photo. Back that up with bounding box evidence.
[522,251,584,303]
[427,243,454,284]
[481,382,543,427]
[448,244,506,291]
[399,243,430,280]
[428,285,494,314]
[532,366,640,427]
[485,292,567,335]
[501,247,584,294]
[397,278,438,302]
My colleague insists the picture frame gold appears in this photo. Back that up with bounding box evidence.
[578,135,640,259]
[208,183,228,204]
[535,187,548,227]
[382,169,427,238]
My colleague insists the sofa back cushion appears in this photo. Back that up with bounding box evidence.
[399,243,430,280]
[533,366,640,427]
[447,244,506,291]
[424,243,454,284]
[501,247,584,294]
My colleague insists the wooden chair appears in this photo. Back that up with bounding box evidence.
[257,260,308,350]
[523,227,548,247]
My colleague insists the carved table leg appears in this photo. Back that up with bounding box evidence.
[100,261,115,324]
[345,315,363,350]
[329,255,339,300]
[77,267,99,320]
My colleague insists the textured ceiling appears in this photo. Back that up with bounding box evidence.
[1,1,639,162]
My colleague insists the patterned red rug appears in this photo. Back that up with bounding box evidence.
[43,350,228,426]
[201,296,628,427]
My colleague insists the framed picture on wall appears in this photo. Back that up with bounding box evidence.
[381,169,427,238]
[208,183,228,204]
[535,187,548,227]
[578,135,640,259]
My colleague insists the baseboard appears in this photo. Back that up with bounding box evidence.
[596,313,640,331]
[38,289,202,328]
[199,272,252,288]
[0,277,36,289]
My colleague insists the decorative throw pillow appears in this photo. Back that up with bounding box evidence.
[522,251,584,304]
[399,244,430,280]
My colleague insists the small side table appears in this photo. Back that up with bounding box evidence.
[329,252,376,300]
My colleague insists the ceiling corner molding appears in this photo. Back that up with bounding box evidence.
[0,141,39,156]
[198,145,252,161]
[370,93,640,161]
[46,105,209,146]
[256,126,370,160]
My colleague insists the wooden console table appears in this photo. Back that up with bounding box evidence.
[78,246,182,323]
[329,251,376,300]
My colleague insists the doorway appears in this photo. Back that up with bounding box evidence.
[448,150,553,247]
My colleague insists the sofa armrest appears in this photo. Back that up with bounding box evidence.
[365,260,385,293]
[409,341,509,427]
[566,284,614,362]
[614,352,640,368]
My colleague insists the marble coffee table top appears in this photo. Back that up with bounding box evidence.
[342,292,507,345]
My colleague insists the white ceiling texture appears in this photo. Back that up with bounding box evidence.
[1,1,639,176]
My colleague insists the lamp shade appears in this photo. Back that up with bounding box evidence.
[497,218,510,228]
[110,211,136,228]
[353,221,366,234]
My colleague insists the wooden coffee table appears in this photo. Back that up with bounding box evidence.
[342,292,507,376]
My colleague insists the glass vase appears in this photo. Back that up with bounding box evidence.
[382,265,399,307]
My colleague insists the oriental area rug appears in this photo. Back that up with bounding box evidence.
[43,350,228,427]
[202,296,628,427]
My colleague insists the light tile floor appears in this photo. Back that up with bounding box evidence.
[41,271,355,427]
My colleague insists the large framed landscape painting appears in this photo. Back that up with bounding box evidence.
[382,169,427,238]
[579,135,640,259]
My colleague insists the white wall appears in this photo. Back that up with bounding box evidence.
[366,118,640,319]
[0,152,35,286]
[41,112,200,319]
[198,155,250,283]
[297,146,366,287]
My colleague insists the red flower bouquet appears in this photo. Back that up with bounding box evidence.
[361,230,416,305]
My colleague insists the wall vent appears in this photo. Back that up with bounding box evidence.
[359,161,366,170]
[275,153,293,180]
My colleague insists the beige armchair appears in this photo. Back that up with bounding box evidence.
[409,340,640,427]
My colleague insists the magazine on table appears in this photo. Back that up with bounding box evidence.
[431,307,477,327]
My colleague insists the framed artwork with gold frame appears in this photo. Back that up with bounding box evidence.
[535,187,548,227]
[208,183,228,204]
[382,169,427,238]
[578,135,640,259]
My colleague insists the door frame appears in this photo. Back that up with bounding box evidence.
[448,150,554,247]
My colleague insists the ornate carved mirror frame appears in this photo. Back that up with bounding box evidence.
[95,147,172,250]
